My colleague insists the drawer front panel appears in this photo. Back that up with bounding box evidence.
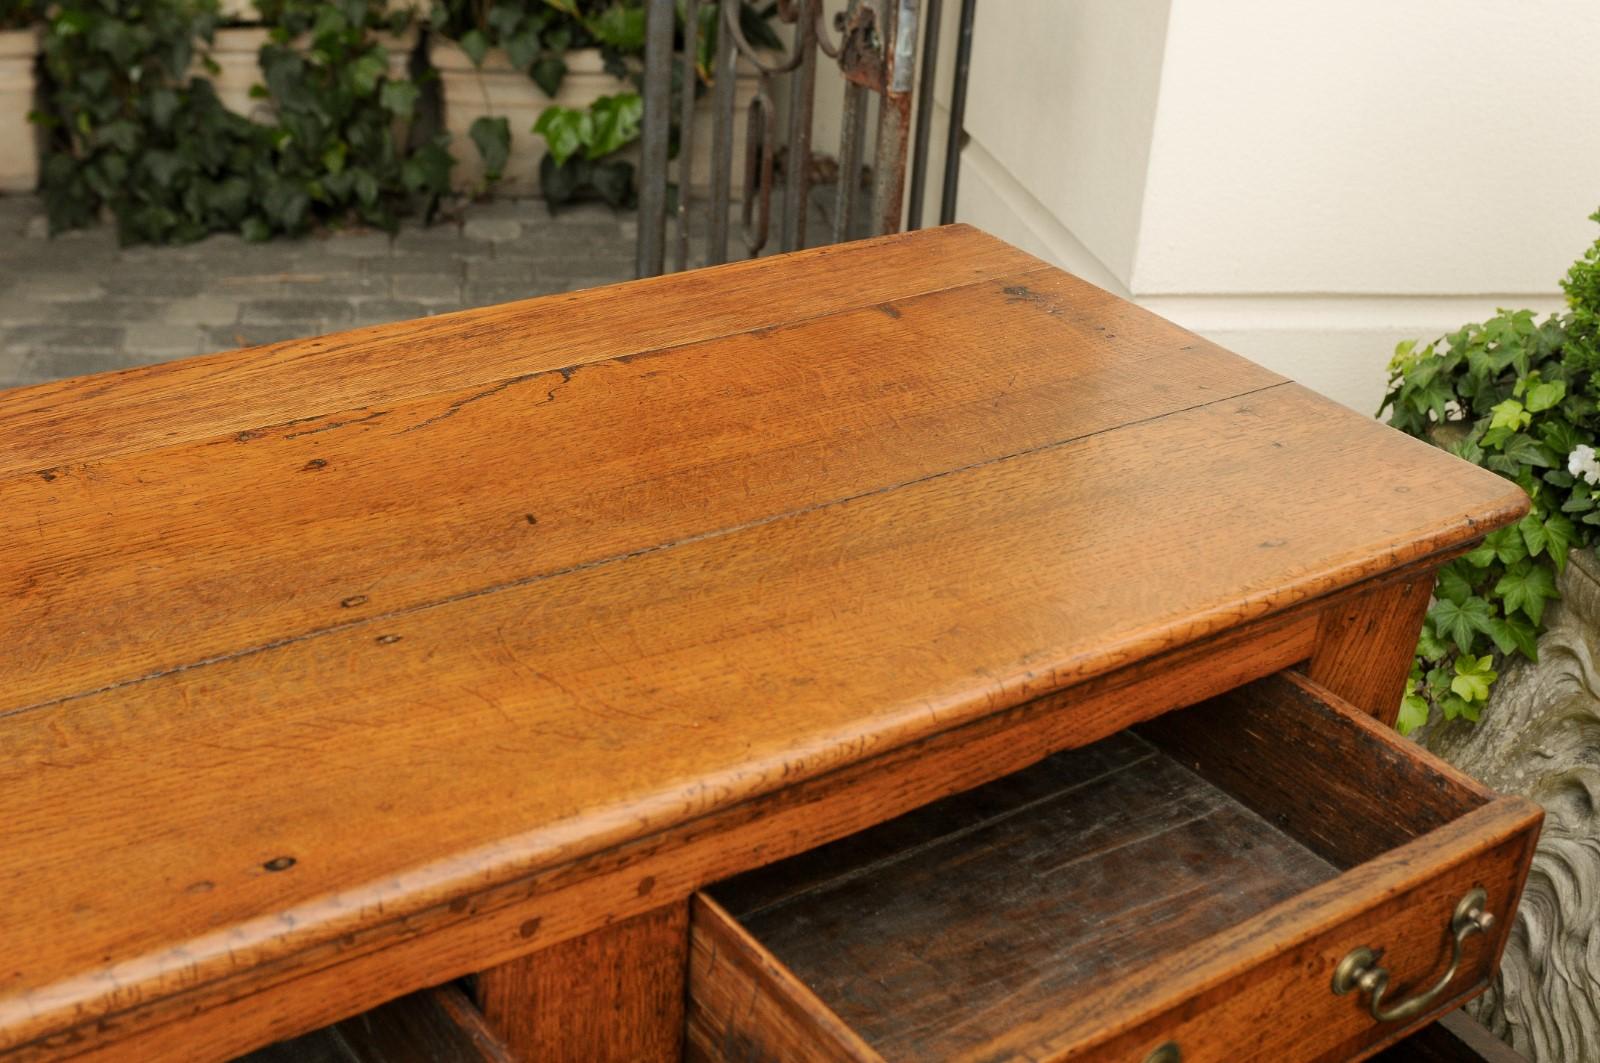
[1062,830,1534,1063]
[689,672,1543,1063]
[687,894,880,1063]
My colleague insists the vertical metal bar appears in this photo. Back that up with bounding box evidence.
[939,0,975,225]
[637,0,675,277]
[905,0,940,230]
[870,0,917,235]
[708,0,739,265]
[779,1,818,252]
[834,82,867,243]
[740,86,777,254]
[675,0,701,273]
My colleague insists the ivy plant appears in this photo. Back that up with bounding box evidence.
[1382,209,1600,734]
[533,91,639,207]
[35,0,275,243]
[251,0,451,234]
[37,0,453,244]
[428,0,610,186]
[430,0,778,200]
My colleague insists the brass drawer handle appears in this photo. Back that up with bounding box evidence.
[1331,887,1494,1023]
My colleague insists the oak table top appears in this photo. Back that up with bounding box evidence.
[0,225,1525,1061]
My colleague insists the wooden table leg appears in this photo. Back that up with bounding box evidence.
[1308,567,1436,726]
[474,901,690,1063]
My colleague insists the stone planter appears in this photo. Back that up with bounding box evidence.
[432,41,761,196]
[0,25,40,193]
[204,26,417,121]
[205,27,273,118]
[217,0,258,23]
[1421,549,1600,1060]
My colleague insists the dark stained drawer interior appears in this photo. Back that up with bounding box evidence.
[690,672,1543,1063]
[714,731,1336,1057]
[232,984,512,1063]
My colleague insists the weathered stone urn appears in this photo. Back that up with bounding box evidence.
[1422,550,1600,1059]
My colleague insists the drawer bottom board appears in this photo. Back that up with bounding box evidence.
[708,731,1340,1060]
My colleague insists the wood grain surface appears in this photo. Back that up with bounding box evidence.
[0,263,1279,713]
[475,903,688,1063]
[1308,570,1438,723]
[0,225,1039,478]
[0,226,1528,1059]
[688,894,882,1063]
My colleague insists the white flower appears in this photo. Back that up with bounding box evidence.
[1569,444,1600,486]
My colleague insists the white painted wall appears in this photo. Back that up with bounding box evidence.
[941,0,1600,415]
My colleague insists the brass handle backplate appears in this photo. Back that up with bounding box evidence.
[1331,887,1494,1024]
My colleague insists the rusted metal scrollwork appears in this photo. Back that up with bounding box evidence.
[636,0,920,278]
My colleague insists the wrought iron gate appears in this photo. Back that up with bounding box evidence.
[635,0,920,278]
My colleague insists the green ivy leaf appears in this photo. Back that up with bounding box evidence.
[322,141,347,176]
[531,54,567,97]
[353,167,379,206]
[1450,654,1497,702]
[587,3,646,51]
[379,79,419,119]
[1494,561,1560,625]
[585,92,641,159]
[533,104,588,166]
[1502,614,1540,660]
[142,149,186,187]
[505,29,541,71]
[1429,596,1496,655]
[469,115,512,180]
[590,157,635,206]
[348,52,387,96]
[1501,433,1557,468]
[1526,379,1567,412]
[1542,511,1575,573]
[1436,565,1475,605]
[1443,694,1482,722]
[1483,526,1528,566]
[1519,512,1549,557]
[1398,678,1430,736]
[538,151,582,205]
[146,87,179,131]
[1540,419,1582,456]
[1416,620,1450,661]
[487,2,527,41]
[460,28,489,67]
[1489,398,1532,432]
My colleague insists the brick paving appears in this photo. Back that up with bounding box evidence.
[0,191,830,393]
[0,195,636,390]
[0,196,636,391]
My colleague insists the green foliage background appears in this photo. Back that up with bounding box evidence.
[35,0,449,243]
[29,0,781,232]
[430,0,778,205]
[1381,209,1600,734]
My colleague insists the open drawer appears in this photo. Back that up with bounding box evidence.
[687,671,1542,1063]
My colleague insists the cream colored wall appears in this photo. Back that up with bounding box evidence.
[942,0,1600,414]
